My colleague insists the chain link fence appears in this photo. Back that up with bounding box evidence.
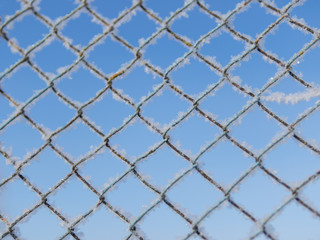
[1,0,320,239]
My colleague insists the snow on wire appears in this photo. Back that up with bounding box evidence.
[1,0,320,239]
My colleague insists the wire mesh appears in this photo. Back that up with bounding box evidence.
[1,0,320,239]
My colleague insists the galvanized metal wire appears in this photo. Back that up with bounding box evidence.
[1,0,320,239]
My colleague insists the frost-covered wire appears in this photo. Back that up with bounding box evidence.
[1,0,320,239]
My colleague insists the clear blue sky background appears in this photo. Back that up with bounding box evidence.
[1,0,320,239]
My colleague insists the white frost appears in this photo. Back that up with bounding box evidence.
[262,88,320,104]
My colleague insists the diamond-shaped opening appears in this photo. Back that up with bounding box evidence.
[0,178,39,221]
[56,65,105,103]
[0,119,44,161]
[230,51,278,90]
[301,177,320,211]
[61,12,103,47]
[0,0,20,17]
[200,81,249,121]
[142,87,190,126]
[2,65,46,102]
[145,0,184,19]
[33,38,77,74]
[21,147,71,192]
[54,121,101,161]
[171,7,217,42]
[269,201,320,239]
[17,206,65,240]
[80,148,128,191]
[78,204,129,239]
[230,105,282,152]
[198,140,254,187]
[199,30,245,67]
[232,169,289,219]
[139,202,190,240]
[264,21,313,61]
[5,14,50,49]
[290,0,320,29]
[167,170,224,217]
[48,176,97,221]
[233,2,278,38]
[109,119,162,160]
[137,145,190,189]
[28,91,75,131]
[85,91,134,134]
[264,138,320,185]
[0,155,15,182]
[296,108,320,144]
[113,65,162,103]
[170,57,220,97]
[117,10,159,47]
[107,173,157,219]
[87,35,135,75]
[0,38,21,73]
[144,33,188,70]
[38,0,78,20]
[170,113,221,156]
[0,94,15,125]
[293,45,320,85]
[91,0,132,20]
[200,202,255,240]
[202,0,239,14]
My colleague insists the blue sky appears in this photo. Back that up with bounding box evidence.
[1,0,320,239]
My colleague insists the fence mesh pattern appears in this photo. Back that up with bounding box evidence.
[1,0,320,239]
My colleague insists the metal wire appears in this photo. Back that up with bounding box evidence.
[1,0,320,239]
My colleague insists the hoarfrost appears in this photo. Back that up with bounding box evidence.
[143,116,163,133]
[143,8,158,24]
[221,0,251,26]
[261,0,280,16]
[198,0,221,19]
[167,55,190,73]
[5,10,32,30]
[151,83,165,97]
[202,55,223,76]
[198,28,223,49]
[138,37,146,47]
[261,88,320,104]
[111,88,134,104]
[145,26,167,47]
[289,15,311,35]
[264,129,291,156]
[7,37,22,54]
[56,7,85,31]
[113,6,138,27]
